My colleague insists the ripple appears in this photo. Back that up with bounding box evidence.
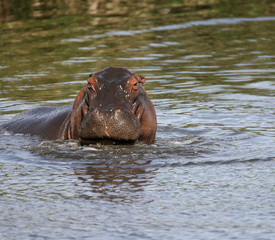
[56,57,98,65]
[60,16,275,42]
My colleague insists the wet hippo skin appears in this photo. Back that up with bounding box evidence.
[2,67,157,144]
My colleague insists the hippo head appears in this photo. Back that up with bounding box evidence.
[62,67,157,144]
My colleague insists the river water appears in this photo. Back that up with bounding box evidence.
[0,1,275,239]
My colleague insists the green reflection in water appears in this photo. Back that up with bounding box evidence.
[0,0,274,115]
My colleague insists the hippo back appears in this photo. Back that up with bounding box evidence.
[1,106,72,139]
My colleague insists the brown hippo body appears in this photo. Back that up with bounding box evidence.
[2,67,157,144]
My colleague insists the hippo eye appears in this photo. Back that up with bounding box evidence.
[133,81,139,91]
[128,77,140,92]
[87,83,93,91]
[87,77,97,92]
[87,83,96,92]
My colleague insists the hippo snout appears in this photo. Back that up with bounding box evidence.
[79,108,141,143]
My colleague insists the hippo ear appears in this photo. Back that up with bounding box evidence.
[136,75,145,84]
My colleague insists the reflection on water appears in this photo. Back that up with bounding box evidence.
[0,1,275,239]
[74,160,154,202]
[1,0,273,22]
[0,128,274,239]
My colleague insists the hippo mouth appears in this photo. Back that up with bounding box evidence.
[79,138,136,146]
[78,108,141,145]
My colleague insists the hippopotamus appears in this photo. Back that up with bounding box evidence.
[2,67,157,144]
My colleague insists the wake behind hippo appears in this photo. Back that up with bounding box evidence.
[2,67,157,144]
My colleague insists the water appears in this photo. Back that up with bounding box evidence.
[0,1,275,239]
